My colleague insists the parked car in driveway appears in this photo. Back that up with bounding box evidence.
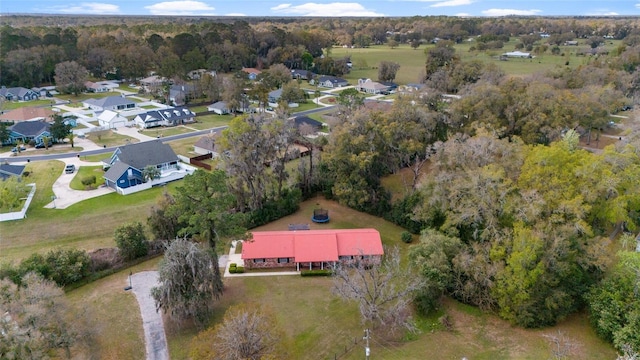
[65,164,75,174]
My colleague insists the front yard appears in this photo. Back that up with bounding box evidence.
[85,130,139,148]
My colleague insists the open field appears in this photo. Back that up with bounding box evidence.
[331,39,623,84]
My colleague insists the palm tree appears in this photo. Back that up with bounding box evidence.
[142,165,161,182]
[68,132,75,148]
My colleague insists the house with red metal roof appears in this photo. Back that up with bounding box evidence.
[241,229,384,271]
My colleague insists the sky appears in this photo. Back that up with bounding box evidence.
[1,0,639,17]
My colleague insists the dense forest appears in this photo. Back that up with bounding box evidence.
[2,15,640,356]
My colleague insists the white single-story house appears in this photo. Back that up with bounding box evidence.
[502,51,532,58]
[193,135,220,156]
[317,76,349,88]
[207,101,229,115]
[356,79,389,94]
[85,81,110,93]
[97,110,129,129]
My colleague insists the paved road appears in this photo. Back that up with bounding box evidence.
[130,271,169,360]
[0,126,227,164]
[1,106,336,164]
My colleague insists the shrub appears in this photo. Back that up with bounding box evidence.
[235,266,244,273]
[401,231,413,244]
[81,175,96,187]
[229,263,237,268]
[114,222,149,261]
[301,269,332,277]
[14,249,91,286]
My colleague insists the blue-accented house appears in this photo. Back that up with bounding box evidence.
[103,140,185,195]
[0,163,25,181]
[8,121,51,145]
[0,87,40,101]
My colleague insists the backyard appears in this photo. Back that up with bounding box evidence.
[0,161,617,359]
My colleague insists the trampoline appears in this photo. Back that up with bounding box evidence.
[311,208,330,223]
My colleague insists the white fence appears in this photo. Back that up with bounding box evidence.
[0,183,36,222]
[116,164,196,195]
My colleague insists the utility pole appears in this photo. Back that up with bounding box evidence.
[363,328,370,360]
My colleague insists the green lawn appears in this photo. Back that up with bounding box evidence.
[141,126,195,138]
[1,99,55,110]
[85,130,139,147]
[166,137,198,157]
[290,101,321,113]
[190,113,234,130]
[0,161,181,261]
[69,166,105,190]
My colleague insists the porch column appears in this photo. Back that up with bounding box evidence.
[321,262,324,270]
[309,262,312,270]
[296,262,299,272]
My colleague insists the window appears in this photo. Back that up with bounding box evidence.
[254,258,265,263]
[339,255,354,261]
[277,258,289,264]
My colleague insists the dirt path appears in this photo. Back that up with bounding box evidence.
[130,271,169,360]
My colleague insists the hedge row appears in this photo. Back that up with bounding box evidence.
[301,269,333,277]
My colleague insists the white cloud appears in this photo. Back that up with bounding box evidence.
[53,2,120,14]
[456,12,472,17]
[586,11,619,16]
[270,2,384,16]
[430,0,474,8]
[145,1,215,15]
[481,8,542,16]
[225,13,246,16]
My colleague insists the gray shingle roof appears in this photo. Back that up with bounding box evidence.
[85,96,135,108]
[103,161,131,182]
[9,121,50,137]
[114,140,178,170]
[293,116,322,130]
[0,164,25,180]
[141,106,195,124]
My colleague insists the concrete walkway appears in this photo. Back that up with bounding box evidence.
[130,271,169,360]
